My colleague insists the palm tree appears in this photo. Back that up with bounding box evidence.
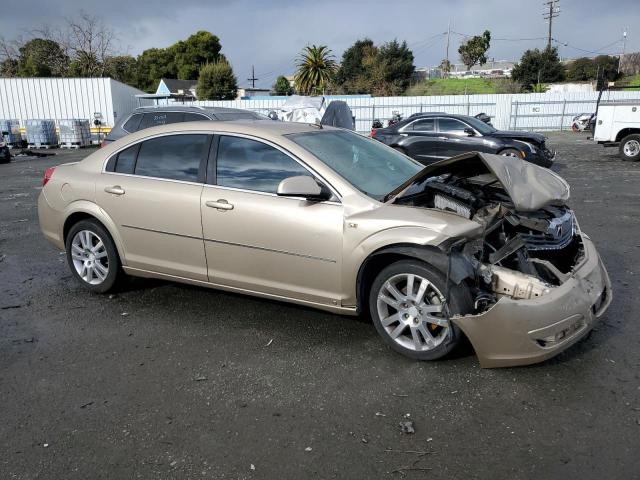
[294,45,337,95]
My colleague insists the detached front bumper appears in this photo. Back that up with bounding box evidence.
[453,235,611,368]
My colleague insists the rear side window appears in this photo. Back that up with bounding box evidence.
[114,145,138,174]
[139,112,184,130]
[183,113,210,122]
[410,118,435,132]
[134,134,208,182]
[122,114,143,132]
[216,136,311,193]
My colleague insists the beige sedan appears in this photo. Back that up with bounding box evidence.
[38,120,611,367]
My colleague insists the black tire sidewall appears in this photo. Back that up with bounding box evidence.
[619,135,640,161]
[65,219,120,293]
[368,259,472,361]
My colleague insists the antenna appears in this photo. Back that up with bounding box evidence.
[247,65,259,89]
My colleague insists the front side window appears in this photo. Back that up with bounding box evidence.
[287,130,422,200]
[438,118,469,135]
[216,136,311,193]
[134,134,208,182]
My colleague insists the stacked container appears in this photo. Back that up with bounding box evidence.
[0,119,22,147]
[25,119,58,148]
[59,119,91,148]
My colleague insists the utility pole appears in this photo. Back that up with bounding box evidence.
[445,20,451,78]
[247,65,258,89]
[543,0,560,50]
[618,28,628,74]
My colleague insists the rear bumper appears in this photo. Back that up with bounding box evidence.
[453,235,611,368]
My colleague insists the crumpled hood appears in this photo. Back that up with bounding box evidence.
[490,130,547,144]
[388,152,569,212]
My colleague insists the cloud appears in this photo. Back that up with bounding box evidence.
[2,0,638,88]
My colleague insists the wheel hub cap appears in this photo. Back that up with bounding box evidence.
[624,140,640,157]
[70,230,109,285]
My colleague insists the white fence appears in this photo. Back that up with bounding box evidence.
[192,90,640,134]
[0,78,639,134]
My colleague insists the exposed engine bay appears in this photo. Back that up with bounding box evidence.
[390,152,583,312]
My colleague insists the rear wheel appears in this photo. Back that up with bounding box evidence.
[368,260,473,361]
[65,219,121,293]
[619,134,640,161]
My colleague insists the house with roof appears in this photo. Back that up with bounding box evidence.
[155,78,198,100]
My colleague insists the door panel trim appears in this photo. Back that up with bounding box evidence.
[203,237,337,263]
[122,224,203,241]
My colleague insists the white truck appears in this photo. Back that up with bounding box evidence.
[594,99,640,160]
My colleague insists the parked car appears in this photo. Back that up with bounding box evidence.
[102,105,267,145]
[38,121,610,368]
[371,113,555,167]
[593,99,640,160]
[0,140,10,164]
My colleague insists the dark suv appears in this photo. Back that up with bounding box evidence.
[102,105,266,145]
[372,113,555,167]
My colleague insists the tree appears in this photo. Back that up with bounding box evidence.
[16,38,68,77]
[104,55,137,84]
[565,57,594,81]
[196,60,237,100]
[170,31,223,80]
[566,55,619,85]
[334,38,377,93]
[458,30,491,70]
[439,58,451,77]
[511,47,565,91]
[294,45,337,95]
[373,40,414,96]
[273,75,293,95]
[135,48,176,92]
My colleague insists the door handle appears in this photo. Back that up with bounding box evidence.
[104,185,125,195]
[206,199,234,211]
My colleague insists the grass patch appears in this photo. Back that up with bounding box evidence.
[617,73,640,89]
[406,77,503,96]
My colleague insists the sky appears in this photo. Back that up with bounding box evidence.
[1,0,638,88]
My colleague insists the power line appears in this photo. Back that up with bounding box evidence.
[552,37,623,55]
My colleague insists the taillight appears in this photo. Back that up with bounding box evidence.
[43,167,55,186]
[370,129,377,138]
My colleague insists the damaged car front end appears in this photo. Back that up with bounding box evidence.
[387,152,612,368]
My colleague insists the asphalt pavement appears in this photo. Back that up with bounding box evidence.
[1,134,639,479]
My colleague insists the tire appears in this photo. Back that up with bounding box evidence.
[619,134,640,161]
[368,259,473,361]
[0,151,10,164]
[65,219,122,293]
[499,148,521,158]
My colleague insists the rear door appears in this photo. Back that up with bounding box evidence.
[97,133,210,280]
[398,118,443,163]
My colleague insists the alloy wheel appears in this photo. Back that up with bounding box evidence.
[623,139,640,158]
[70,230,109,285]
[376,273,449,352]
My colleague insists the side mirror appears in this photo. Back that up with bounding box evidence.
[277,176,330,200]
[464,127,475,136]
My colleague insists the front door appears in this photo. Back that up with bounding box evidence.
[437,117,492,157]
[96,133,210,280]
[201,134,343,306]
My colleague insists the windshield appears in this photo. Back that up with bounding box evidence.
[464,116,497,134]
[287,130,423,200]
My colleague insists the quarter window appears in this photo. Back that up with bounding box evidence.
[216,136,311,193]
[122,113,143,133]
[114,144,138,174]
[134,134,208,182]
[438,118,468,135]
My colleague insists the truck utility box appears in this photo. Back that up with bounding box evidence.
[594,99,640,160]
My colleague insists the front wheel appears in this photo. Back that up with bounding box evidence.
[65,219,122,293]
[499,148,522,158]
[619,134,640,161]
[368,260,473,361]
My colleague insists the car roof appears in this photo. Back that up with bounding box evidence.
[132,105,253,115]
[395,112,474,128]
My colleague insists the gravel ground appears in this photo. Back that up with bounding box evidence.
[1,133,639,479]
